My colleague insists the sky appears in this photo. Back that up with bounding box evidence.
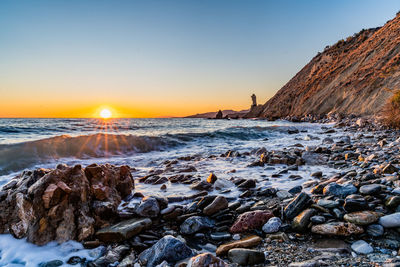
[1,0,400,118]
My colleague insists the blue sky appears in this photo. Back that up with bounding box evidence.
[0,0,399,117]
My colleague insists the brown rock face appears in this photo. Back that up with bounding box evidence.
[0,164,134,245]
[254,13,400,119]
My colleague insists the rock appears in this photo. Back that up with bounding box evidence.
[343,198,369,212]
[136,197,160,218]
[317,199,340,209]
[237,179,256,189]
[0,164,134,245]
[187,253,228,267]
[310,215,326,224]
[366,224,384,237]
[311,171,323,178]
[351,240,373,254]
[385,196,400,208]
[292,208,316,232]
[207,173,218,184]
[311,222,364,236]
[91,245,130,267]
[276,190,292,199]
[203,196,228,216]
[359,184,381,195]
[288,260,319,267]
[228,248,265,266]
[139,235,194,267]
[39,260,63,267]
[284,192,311,220]
[323,183,357,198]
[383,163,398,174]
[216,235,262,256]
[230,210,273,233]
[96,218,152,242]
[210,232,231,241]
[343,211,382,225]
[180,216,215,234]
[190,181,213,191]
[262,217,282,233]
[216,110,223,119]
[119,254,136,267]
[379,213,400,228]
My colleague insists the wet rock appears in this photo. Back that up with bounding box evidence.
[323,183,357,198]
[310,215,325,224]
[288,260,319,267]
[136,197,160,218]
[276,190,292,199]
[343,211,382,225]
[180,216,215,234]
[311,222,364,236]
[90,245,130,267]
[230,210,273,233]
[284,192,311,220]
[228,248,265,265]
[385,196,400,209]
[237,179,256,189]
[203,196,228,216]
[292,208,316,232]
[343,198,368,212]
[95,218,152,242]
[190,181,213,191]
[207,173,218,184]
[210,232,231,241]
[366,224,384,237]
[383,163,398,174]
[359,184,381,195]
[139,235,193,266]
[188,253,228,267]
[39,260,63,267]
[119,254,136,267]
[216,235,262,256]
[351,240,373,254]
[379,213,400,228]
[262,217,282,234]
[317,199,339,209]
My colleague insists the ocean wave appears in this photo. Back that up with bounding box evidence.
[0,133,180,175]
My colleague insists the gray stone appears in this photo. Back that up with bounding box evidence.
[310,215,325,224]
[203,196,228,216]
[323,183,357,198]
[359,184,381,195]
[351,240,373,254]
[317,199,339,209]
[262,217,282,234]
[139,235,194,266]
[136,197,160,218]
[180,216,215,234]
[228,248,265,265]
[379,213,400,228]
[366,224,384,237]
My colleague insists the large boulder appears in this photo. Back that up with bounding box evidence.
[0,164,134,245]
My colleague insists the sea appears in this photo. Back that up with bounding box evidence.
[0,118,341,266]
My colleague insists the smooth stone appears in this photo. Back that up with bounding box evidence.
[323,183,357,198]
[216,235,262,256]
[366,224,384,237]
[276,190,292,199]
[138,235,194,266]
[311,222,364,236]
[203,196,228,216]
[289,260,319,267]
[310,215,326,224]
[292,208,316,232]
[379,213,400,228]
[343,198,368,212]
[288,186,303,195]
[343,211,382,225]
[317,199,339,209]
[207,173,218,184]
[96,218,152,242]
[228,248,265,265]
[284,192,311,220]
[359,184,381,195]
[386,196,400,208]
[262,217,282,234]
[210,232,231,241]
[180,216,215,234]
[351,240,373,254]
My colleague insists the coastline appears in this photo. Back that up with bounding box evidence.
[0,117,400,266]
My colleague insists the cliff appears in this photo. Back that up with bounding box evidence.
[256,12,400,119]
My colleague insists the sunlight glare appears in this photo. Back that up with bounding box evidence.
[100,108,112,119]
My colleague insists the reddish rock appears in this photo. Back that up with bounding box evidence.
[188,252,228,267]
[230,210,273,233]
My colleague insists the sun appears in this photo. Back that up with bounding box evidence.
[100,108,112,119]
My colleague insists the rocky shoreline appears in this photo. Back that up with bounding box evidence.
[1,117,400,266]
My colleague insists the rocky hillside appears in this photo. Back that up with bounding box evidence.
[257,12,400,119]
